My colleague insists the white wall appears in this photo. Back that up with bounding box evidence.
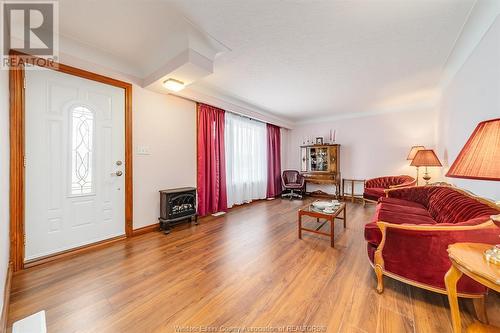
[285,11,500,200]
[57,53,197,229]
[437,16,500,201]
[0,69,10,319]
[133,91,196,228]
[280,128,290,171]
[287,108,439,194]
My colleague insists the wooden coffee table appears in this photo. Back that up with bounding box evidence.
[298,202,346,247]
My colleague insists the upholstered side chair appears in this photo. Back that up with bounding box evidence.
[281,170,306,200]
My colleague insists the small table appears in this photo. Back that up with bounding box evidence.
[342,178,366,203]
[444,243,500,333]
[298,202,346,247]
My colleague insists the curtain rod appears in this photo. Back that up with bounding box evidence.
[169,93,277,126]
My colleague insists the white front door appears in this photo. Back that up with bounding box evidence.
[25,68,125,261]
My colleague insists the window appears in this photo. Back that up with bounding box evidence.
[225,113,267,207]
[70,106,94,195]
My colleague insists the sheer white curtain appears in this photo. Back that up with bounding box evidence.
[225,112,268,207]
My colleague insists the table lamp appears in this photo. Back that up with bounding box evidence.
[446,118,500,264]
[407,145,425,185]
[410,149,442,184]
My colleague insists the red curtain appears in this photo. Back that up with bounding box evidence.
[197,103,228,216]
[266,124,282,198]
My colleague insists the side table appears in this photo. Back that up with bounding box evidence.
[342,178,365,203]
[444,243,500,333]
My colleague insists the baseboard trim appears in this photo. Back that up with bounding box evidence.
[362,198,378,204]
[341,195,364,203]
[132,224,159,236]
[22,224,162,269]
[24,235,126,269]
[1,262,13,333]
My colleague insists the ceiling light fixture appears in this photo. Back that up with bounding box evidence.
[163,78,185,92]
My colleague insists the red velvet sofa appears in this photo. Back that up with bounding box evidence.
[364,185,500,298]
[363,175,416,204]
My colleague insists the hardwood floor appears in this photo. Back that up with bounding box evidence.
[7,199,500,332]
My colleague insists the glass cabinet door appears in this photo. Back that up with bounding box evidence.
[301,146,335,172]
[308,147,328,171]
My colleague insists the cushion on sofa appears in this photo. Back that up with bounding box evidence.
[363,188,385,201]
[373,204,436,224]
[365,206,437,245]
[378,196,426,209]
[379,202,432,217]
[427,187,500,224]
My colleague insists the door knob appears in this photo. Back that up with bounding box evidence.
[114,171,123,176]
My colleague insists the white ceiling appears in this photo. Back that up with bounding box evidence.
[58,0,193,78]
[57,0,476,123]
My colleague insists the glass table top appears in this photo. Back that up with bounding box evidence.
[304,201,344,215]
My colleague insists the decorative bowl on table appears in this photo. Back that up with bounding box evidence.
[312,200,339,212]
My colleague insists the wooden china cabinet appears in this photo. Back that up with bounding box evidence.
[300,144,341,198]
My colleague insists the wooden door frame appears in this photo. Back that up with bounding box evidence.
[9,51,133,271]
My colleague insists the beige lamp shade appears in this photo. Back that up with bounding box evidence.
[410,149,442,167]
[446,118,500,181]
[407,145,425,160]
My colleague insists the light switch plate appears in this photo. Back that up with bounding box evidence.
[135,145,151,155]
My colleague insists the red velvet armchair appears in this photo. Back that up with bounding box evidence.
[364,185,500,299]
[363,175,416,205]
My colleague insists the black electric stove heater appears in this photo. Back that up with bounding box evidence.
[158,187,198,234]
